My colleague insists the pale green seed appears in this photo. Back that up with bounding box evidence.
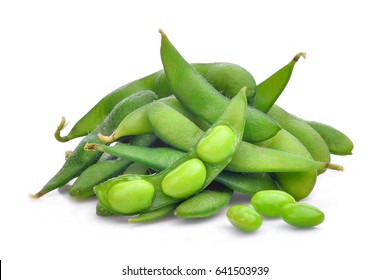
[161,158,207,198]
[281,203,325,227]
[107,180,154,214]
[226,205,262,232]
[196,125,235,164]
[251,190,295,217]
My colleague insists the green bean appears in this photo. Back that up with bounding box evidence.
[55,63,254,142]
[31,90,158,198]
[305,121,354,155]
[281,203,325,227]
[93,88,247,215]
[226,205,262,232]
[129,204,177,223]
[174,183,233,218]
[159,29,281,143]
[251,190,295,217]
[85,143,278,195]
[268,105,331,174]
[253,52,306,112]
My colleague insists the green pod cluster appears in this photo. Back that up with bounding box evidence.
[36,29,352,233]
[93,88,247,215]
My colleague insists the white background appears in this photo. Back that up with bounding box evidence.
[1,0,389,279]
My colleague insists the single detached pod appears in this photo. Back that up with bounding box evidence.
[281,203,325,227]
[251,190,295,217]
[226,205,262,232]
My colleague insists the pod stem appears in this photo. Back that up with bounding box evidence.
[292,52,307,62]
[54,116,69,142]
[325,163,344,171]
[98,133,116,143]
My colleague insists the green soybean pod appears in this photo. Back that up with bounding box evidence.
[268,105,331,174]
[159,29,280,143]
[281,203,325,227]
[69,160,130,199]
[100,96,209,144]
[129,204,177,223]
[258,129,318,201]
[85,143,279,195]
[56,62,254,142]
[195,63,257,101]
[146,102,341,173]
[253,52,306,112]
[226,205,262,232]
[174,184,233,218]
[31,90,158,199]
[305,121,354,155]
[251,190,295,217]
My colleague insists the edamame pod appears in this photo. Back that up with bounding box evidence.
[70,160,130,199]
[31,90,158,198]
[94,88,247,215]
[55,63,254,142]
[268,105,331,174]
[253,52,306,112]
[258,129,318,201]
[174,184,233,218]
[159,29,281,142]
[305,121,354,155]
[85,143,279,195]
[99,96,209,143]
[146,102,342,172]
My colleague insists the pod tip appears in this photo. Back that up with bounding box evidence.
[293,52,307,62]
[54,116,69,142]
[29,192,41,199]
[158,28,166,37]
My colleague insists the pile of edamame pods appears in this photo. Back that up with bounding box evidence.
[32,30,353,232]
